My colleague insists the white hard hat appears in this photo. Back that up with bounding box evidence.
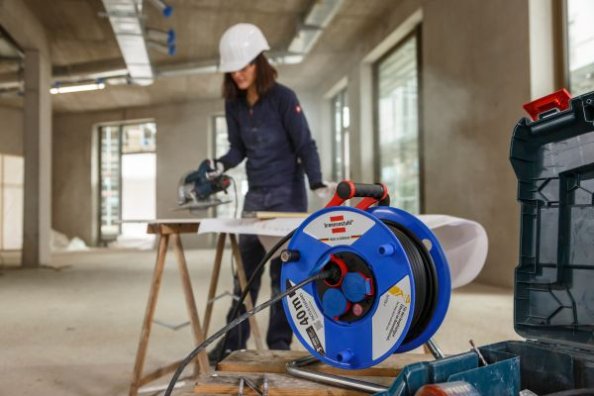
[219,23,270,73]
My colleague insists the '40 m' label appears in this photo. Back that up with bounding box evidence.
[286,280,326,355]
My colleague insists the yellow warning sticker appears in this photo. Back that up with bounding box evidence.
[372,276,411,360]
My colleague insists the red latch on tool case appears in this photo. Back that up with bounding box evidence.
[523,88,572,121]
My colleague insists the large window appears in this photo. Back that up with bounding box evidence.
[331,88,350,181]
[99,122,156,243]
[0,154,23,251]
[375,32,421,214]
[567,0,594,95]
[213,115,247,218]
[567,0,594,94]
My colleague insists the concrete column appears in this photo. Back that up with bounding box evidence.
[22,49,52,268]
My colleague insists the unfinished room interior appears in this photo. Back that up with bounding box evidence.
[1,0,594,395]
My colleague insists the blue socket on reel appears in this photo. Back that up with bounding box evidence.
[280,205,451,370]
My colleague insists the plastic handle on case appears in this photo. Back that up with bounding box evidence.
[523,89,572,121]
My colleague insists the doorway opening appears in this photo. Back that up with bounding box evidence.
[98,121,156,247]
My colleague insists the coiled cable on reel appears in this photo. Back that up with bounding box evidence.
[383,220,438,343]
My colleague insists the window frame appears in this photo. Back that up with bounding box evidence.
[96,120,156,243]
[372,25,424,213]
[562,0,594,94]
[330,87,350,181]
[0,154,24,251]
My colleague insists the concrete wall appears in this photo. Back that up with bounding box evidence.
[312,0,542,287]
[0,105,23,155]
[421,0,530,287]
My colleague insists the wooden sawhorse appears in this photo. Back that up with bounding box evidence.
[129,220,263,396]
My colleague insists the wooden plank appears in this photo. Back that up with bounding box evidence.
[203,233,227,337]
[124,218,206,224]
[216,350,433,377]
[129,235,170,396]
[252,211,309,219]
[138,359,183,388]
[194,372,377,396]
[147,223,200,235]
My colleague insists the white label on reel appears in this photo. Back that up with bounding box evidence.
[303,210,375,247]
[372,276,412,360]
[287,280,326,355]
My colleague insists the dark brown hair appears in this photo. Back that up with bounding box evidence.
[222,53,278,101]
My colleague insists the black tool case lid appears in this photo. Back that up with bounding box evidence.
[510,90,594,348]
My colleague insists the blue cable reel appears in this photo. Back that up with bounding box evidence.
[280,182,451,370]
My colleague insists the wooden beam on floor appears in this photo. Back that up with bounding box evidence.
[216,350,434,377]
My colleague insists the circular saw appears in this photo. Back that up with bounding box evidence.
[176,160,232,211]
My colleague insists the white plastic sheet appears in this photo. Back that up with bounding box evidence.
[197,214,488,289]
[417,215,488,289]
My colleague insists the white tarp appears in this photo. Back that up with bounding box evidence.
[51,229,89,252]
[198,214,488,289]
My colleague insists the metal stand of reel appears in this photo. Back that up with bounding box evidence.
[285,338,444,394]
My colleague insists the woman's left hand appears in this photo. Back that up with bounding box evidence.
[313,181,337,199]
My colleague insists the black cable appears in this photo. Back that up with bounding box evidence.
[382,221,438,342]
[215,229,296,363]
[164,268,332,396]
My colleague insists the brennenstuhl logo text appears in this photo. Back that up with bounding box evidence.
[324,220,354,228]
[324,215,353,234]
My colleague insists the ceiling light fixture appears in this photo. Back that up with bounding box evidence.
[49,82,106,95]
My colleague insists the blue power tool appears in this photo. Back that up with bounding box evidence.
[176,159,232,210]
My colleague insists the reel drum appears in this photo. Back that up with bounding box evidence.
[280,205,451,369]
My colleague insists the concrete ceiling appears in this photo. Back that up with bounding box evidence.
[19,0,396,113]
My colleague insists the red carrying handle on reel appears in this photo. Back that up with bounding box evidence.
[325,181,390,210]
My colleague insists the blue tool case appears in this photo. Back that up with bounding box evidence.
[378,90,594,395]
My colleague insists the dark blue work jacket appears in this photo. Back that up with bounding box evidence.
[218,83,323,191]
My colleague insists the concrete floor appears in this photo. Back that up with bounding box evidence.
[0,249,521,396]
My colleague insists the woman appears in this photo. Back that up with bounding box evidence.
[209,23,327,363]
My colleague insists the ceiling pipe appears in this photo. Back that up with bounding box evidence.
[147,40,176,56]
[101,0,154,85]
[145,0,173,18]
[0,87,21,97]
[0,72,21,90]
[52,58,128,83]
[154,52,305,78]
[289,0,344,54]
[155,59,218,77]
[146,28,175,45]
